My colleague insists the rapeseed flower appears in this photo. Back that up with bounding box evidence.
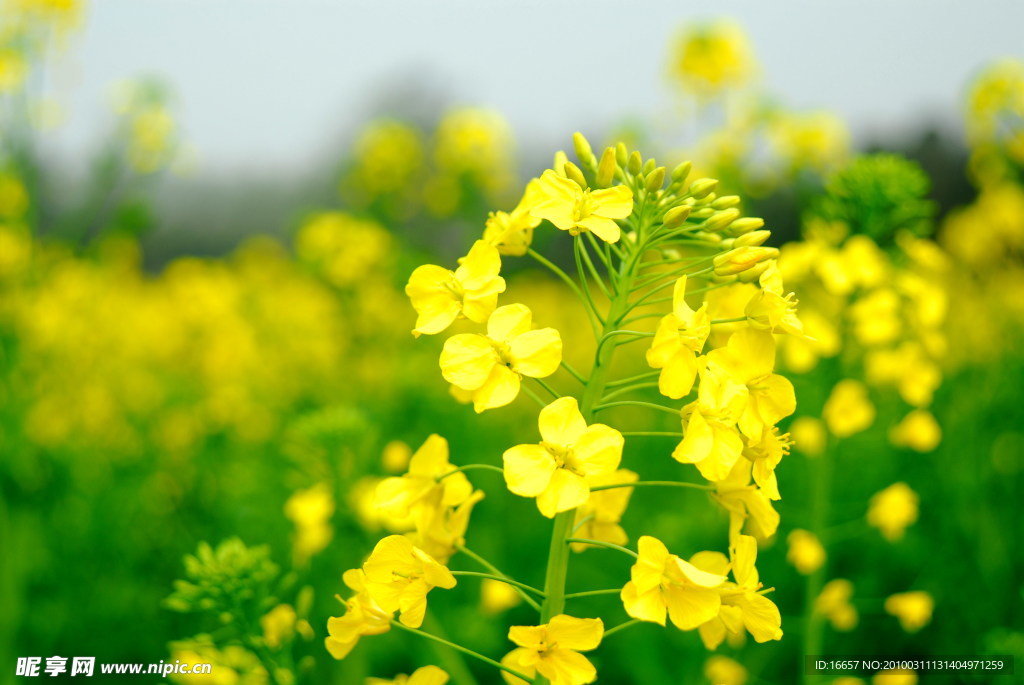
[500,615,603,685]
[406,240,506,337]
[822,379,875,438]
[440,304,562,412]
[786,529,826,575]
[867,482,919,542]
[884,591,934,633]
[324,570,393,660]
[367,665,449,685]
[646,276,710,399]
[815,579,858,631]
[483,179,543,256]
[503,397,623,518]
[531,170,632,243]
[375,434,473,519]
[361,535,456,628]
[674,367,748,482]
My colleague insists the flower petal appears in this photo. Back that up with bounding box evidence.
[503,444,557,497]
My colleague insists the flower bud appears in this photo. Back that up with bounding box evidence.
[596,147,617,187]
[713,246,779,276]
[737,260,773,282]
[616,142,628,166]
[663,204,692,228]
[627,151,643,175]
[553,151,569,176]
[645,166,666,192]
[727,217,765,235]
[734,230,771,247]
[688,178,719,199]
[573,132,596,169]
[689,207,715,220]
[671,160,692,182]
[563,161,588,188]
[702,208,740,232]
[712,195,741,209]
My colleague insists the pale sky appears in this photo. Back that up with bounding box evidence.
[41,0,1024,176]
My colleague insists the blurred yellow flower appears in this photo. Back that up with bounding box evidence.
[260,604,296,649]
[704,655,747,685]
[480,578,522,614]
[872,669,917,685]
[382,440,413,473]
[367,665,449,685]
[501,615,603,685]
[531,170,632,243]
[0,48,26,92]
[621,535,727,630]
[884,591,934,633]
[440,304,562,412]
[815,578,858,631]
[503,397,623,518]
[822,379,875,438]
[361,535,456,628]
[669,21,756,96]
[789,416,826,457]
[405,240,506,337]
[483,179,543,256]
[867,482,919,542]
[888,409,942,452]
[787,529,826,575]
[284,484,334,565]
[646,275,710,399]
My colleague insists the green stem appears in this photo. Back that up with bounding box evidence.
[564,538,638,558]
[603,618,641,638]
[422,613,481,685]
[600,381,660,402]
[590,480,712,493]
[450,571,546,597]
[574,238,604,323]
[457,546,541,612]
[532,377,561,400]
[390,620,536,683]
[711,316,748,324]
[593,400,679,416]
[527,248,601,337]
[620,431,682,437]
[559,361,586,385]
[605,370,661,388]
[520,384,548,409]
[564,588,622,599]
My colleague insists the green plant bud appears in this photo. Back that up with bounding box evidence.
[596,147,617,187]
[734,229,771,247]
[573,132,596,169]
[663,204,692,228]
[712,195,742,209]
[689,207,716,220]
[627,151,643,175]
[616,142,629,166]
[563,161,588,188]
[689,178,719,199]
[727,217,766,234]
[645,166,666,192]
[713,246,779,276]
[738,260,773,282]
[671,160,692,181]
[642,158,656,175]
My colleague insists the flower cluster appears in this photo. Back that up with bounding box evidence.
[327,134,800,684]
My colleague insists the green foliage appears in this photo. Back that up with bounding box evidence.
[166,539,280,616]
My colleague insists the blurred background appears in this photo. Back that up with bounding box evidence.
[1,1,1023,684]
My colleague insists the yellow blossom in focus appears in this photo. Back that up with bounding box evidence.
[503,397,623,518]
[674,367,748,482]
[366,665,449,685]
[884,591,933,633]
[407,485,484,564]
[822,379,875,438]
[261,604,296,649]
[325,569,393,660]
[483,179,543,256]
[745,261,805,337]
[888,409,941,452]
[867,482,918,542]
[815,578,858,631]
[361,535,456,628]
[375,434,472,520]
[787,529,826,575]
[531,170,633,243]
[872,669,917,685]
[621,535,727,630]
[669,22,756,96]
[789,416,826,457]
[284,483,334,565]
[481,578,522,614]
[406,240,506,337]
[571,469,637,552]
[713,459,780,541]
[440,304,562,412]
[501,614,603,685]
[704,655,747,685]
[742,426,790,500]
[646,275,711,399]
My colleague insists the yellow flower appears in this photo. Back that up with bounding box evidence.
[325,570,393,660]
[375,434,473,519]
[884,591,933,633]
[261,604,296,649]
[441,304,562,412]
[531,170,632,243]
[704,655,747,685]
[621,536,727,630]
[707,328,795,439]
[646,276,711,399]
[674,367,748,482]
[483,179,544,256]
[361,536,456,628]
[694,535,782,648]
[786,529,826,575]
[814,579,858,631]
[888,409,941,452]
[669,21,756,96]
[571,469,637,552]
[501,614,603,685]
[284,483,334,565]
[481,578,522,614]
[367,665,449,685]
[0,49,28,93]
[789,417,826,457]
[742,426,790,500]
[873,669,917,685]
[406,240,506,337]
[745,261,805,337]
[408,486,485,565]
[382,440,413,473]
[503,397,623,518]
[713,247,778,277]
[822,379,875,438]
[867,482,918,542]
[712,460,780,541]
